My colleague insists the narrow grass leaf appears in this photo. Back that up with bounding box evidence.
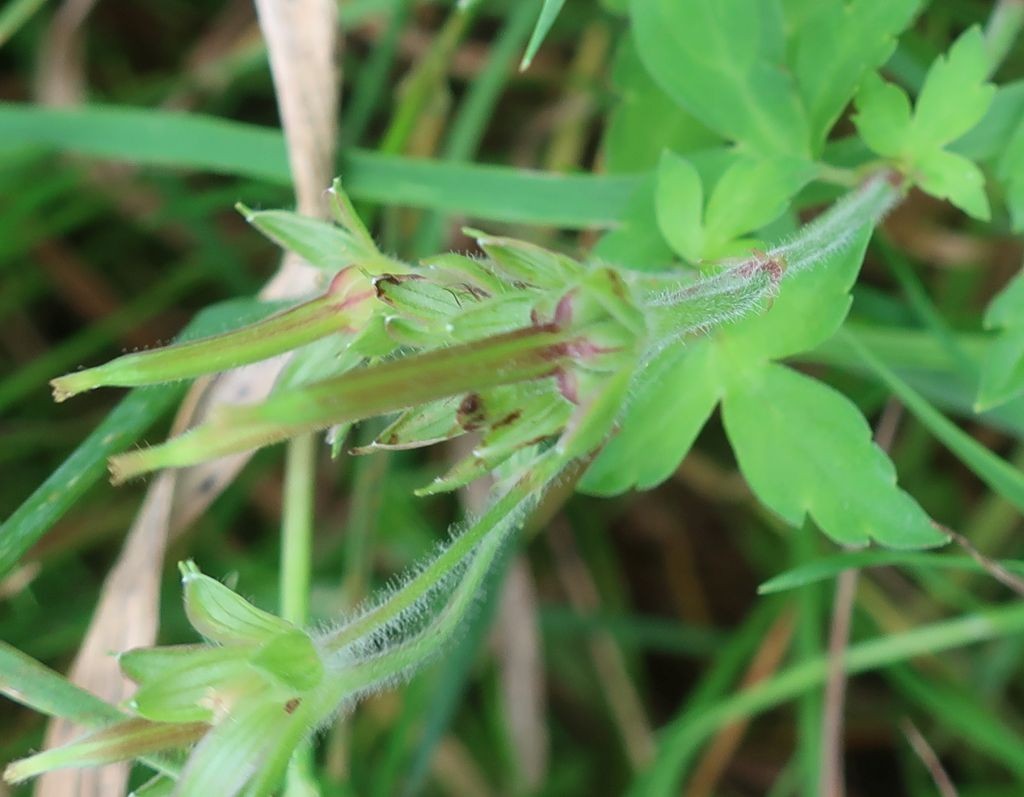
[520,0,563,70]
[886,664,1024,780]
[845,329,1024,514]
[632,601,1024,796]
[0,104,640,227]
[759,551,1024,594]
[0,643,182,779]
[0,298,278,577]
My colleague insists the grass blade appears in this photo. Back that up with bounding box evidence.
[521,0,564,70]
[0,103,640,228]
[633,601,1024,796]
[0,298,279,577]
[843,329,1024,514]
[760,551,1024,594]
[0,643,182,779]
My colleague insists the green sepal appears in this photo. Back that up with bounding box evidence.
[422,252,506,296]
[179,561,294,646]
[467,229,581,286]
[118,644,214,684]
[558,367,635,460]
[575,266,646,338]
[4,719,207,785]
[373,273,467,322]
[416,391,571,496]
[446,292,536,341]
[126,647,257,724]
[356,397,462,452]
[384,315,447,347]
[173,699,292,796]
[251,630,324,693]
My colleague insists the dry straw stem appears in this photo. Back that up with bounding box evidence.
[36,3,340,796]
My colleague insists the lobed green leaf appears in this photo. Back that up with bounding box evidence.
[721,362,943,547]
[630,0,810,157]
[793,0,920,148]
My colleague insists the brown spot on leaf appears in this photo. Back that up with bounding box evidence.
[492,410,522,430]
[458,393,486,430]
[372,273,422,304]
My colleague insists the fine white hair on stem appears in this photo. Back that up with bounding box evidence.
[317,450,566,668]
[639,171,902,361]
[766,171,901,276]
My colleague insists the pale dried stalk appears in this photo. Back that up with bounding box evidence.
[492,558,548,789]
[37,3,341,796]
[901,719,959,797]
[548,520,654,769]
[686,609,796,797]
[819,399,903,797]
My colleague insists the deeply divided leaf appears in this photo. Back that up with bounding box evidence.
[721,363,943,547]
[630,0,810,156]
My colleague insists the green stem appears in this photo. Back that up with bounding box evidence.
[51,273,371,401]
[633,600,1024,797]
[0,0,47,46]
[378,2,475,155]
[321,448,566,654]
[411,0,538,255]
[341,0,414,148]
[281,434,316,626]
[985,0,1024,75]
[279,435,317,797]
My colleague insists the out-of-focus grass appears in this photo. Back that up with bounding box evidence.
[1,1,1023,796]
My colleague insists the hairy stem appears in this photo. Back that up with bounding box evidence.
[320,448,567,655]
[108,325,575,482]
[51,271,372,401]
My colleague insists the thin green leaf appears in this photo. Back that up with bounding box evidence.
[0,103,640,228]
[0,643,183,780]
[0,641,125,726]
[631,601,1024,796]
[845,330,1024,515]
[759,551,1024,594]
[886,664,1024,780]
[0,0,47,47]
[520,0,564,70]
[0,298,279,577]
